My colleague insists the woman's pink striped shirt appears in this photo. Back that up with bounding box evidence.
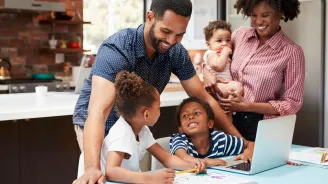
[231,27,305,119]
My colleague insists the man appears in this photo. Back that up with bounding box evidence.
[73,0,253,183]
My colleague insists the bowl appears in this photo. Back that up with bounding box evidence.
[31,73,55,80]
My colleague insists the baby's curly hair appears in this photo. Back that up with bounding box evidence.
[234,0,300,22]
[114,71,156,119]
[204,20,232,41]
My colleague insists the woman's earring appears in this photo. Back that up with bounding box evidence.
[281,14,286,21]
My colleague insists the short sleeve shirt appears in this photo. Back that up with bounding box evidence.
[73,24,196,135]
[100,116,156,173]
[170,131,244,158]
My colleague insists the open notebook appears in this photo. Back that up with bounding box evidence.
[289,147,328,169]
[174,170,257,184]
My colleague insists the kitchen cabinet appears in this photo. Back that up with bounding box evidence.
[0,117,80,184]
[0,120,19,184]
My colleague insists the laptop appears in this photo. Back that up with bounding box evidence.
[211,115,296,175]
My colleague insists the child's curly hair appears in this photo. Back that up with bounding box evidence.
[115,71,156,119]
[234,0,300,22]
[204,20,232,41]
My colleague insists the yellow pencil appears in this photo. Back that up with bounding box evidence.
[321,153,327,163]
[176,168,197,174]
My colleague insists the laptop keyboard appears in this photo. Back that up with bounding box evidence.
[227,162,251,171]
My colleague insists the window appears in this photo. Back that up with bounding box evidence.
[83,0,144,53]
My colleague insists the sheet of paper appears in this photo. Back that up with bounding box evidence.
[289,147,328,166]
[174,170,257,184]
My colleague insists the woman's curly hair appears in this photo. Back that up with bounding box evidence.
[234,0,300,22]
[114,71,156,118]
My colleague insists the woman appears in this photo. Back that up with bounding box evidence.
[203,0,305,141]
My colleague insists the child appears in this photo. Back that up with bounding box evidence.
[83,71,205,183]
[170,97,253,167]
[203,20,243,99]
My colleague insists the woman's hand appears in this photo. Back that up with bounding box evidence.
[220,91,250,112]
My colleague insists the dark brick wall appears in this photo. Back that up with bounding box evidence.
[0,0,83,76]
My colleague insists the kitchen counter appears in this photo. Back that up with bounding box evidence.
[0,90,188,121]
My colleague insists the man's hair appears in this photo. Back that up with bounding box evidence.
[204,20,232,41]
[150,0,192,19]
[114,71,156,119]
[176,97,214,127]
[234,0,300,22]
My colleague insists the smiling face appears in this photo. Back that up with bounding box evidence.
[250,1,282,41]
[206,29,232,51]
[147,10,190,53]
[179,102,214,136]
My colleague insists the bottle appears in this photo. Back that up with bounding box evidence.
[49,36,57,49]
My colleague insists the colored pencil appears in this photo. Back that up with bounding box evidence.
[321,153,327,163]
[176,168,197,174]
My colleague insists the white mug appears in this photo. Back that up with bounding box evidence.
[35,86,48,97]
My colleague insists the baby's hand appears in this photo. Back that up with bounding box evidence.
[221,46,232,55]
[147,168,175,184]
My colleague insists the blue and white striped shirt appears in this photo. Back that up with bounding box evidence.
[73,24,196,136]
[170,131,244,158]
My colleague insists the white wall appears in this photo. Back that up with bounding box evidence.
[279,0,324,146]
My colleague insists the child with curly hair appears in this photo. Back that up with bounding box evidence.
[81,71,205,184]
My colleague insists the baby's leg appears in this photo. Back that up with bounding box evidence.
[216,81,243,98]
[216,83,231,98]
[228,81,244,96]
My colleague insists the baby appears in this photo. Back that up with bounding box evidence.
[203,20,243,99]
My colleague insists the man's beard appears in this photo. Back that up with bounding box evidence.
[149,23,174,53]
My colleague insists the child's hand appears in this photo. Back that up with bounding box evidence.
[204,158,227,167]
[147,168,175,184]
[188,158,207,173]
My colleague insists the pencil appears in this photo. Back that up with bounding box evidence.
[176,168,197,174]
[321,153,326,163]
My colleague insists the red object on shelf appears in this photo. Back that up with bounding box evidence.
[69,41,80,49]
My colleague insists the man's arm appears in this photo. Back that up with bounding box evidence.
[80,75,116,183]
[180,75,243,138]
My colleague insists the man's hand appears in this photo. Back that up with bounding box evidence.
[72,167,106,184]
[234,141,254,163]
[203,68,219,100]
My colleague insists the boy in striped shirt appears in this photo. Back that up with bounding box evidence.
[170,97,252,167]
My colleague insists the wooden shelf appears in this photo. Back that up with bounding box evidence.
[39,20,91,25]
[40,48,91,53]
